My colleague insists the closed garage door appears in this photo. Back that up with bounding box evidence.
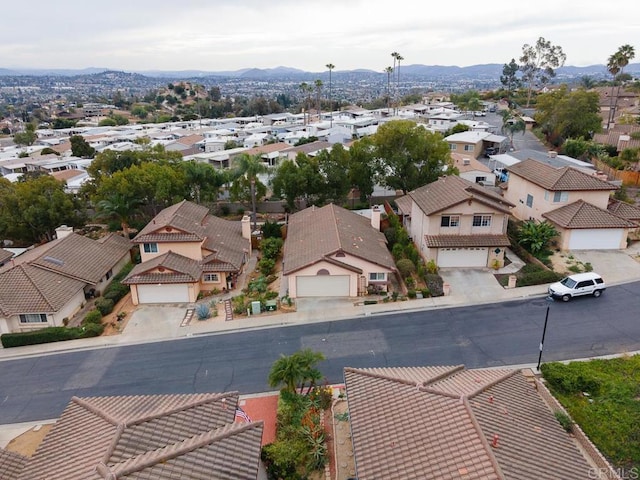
[437,247,488,267]
[569,229,624,250]
[296,275,350,297]
[137,284,190,304]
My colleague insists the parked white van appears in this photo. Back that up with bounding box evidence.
[548,272,606,302]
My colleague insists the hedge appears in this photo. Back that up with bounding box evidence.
[1,324,104,348]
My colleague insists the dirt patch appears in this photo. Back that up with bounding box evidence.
[101,293,135,336]
[548,251,593,276]
[5,424,54,457]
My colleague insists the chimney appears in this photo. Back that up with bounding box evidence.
[55,225,73,239]
[241,215,251,240]
[371,205,381,231]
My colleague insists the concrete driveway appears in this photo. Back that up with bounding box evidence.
[567,248,640,285]
[438,269,507,304]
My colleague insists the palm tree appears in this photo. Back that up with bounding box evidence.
[384,66,393,113]
[96,193,141,239]
[325,63,335,127]
[500,109,526,150]
[314,79,323,122]
[606,45,636,130]
[268,354,305,394]
[299,82,312,125]
[233,153,268,231]
[395,54,404,115]
[391,52,399,114]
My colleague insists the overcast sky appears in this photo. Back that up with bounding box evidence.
[1,0,637,73]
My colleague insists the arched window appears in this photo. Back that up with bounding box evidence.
[317,269,330,275]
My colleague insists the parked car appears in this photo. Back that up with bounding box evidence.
[548,272,605,302]
[484,146,499,157]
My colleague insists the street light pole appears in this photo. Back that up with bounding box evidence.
[536,304,550,371]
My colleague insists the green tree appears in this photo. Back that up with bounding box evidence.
[372,120,452,194]
[316,144,351,205]
[96,193,141,238]
[518,220,558,255]
[268,349,325,395]
[230,153,268,230]
[451,90,481,117]
[519,37,567,107]
[13,123,37,146]
[606,45,636,129]
[181,161,228,203]
[347,136,376,203]
[69,135,96,158]
[499,110,526,149]
[500,58,521,107]
[535,85,602,146]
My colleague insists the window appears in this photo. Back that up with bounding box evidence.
[475,176,487,183]
[369,272,386,281]
[105,269,113,280]
[449,144,457,150]
[19,314,47,324]
[553,191,569,203]
[203,273,220,282]
[440,215,460,227]
[472,215,492,227]
[526,194,533,207]
[143,243,158,253]
[464,145,474,152]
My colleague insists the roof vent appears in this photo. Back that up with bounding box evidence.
[43,256,64,266]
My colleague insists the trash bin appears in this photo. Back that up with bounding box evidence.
[265,300,277,311]
[251,301,261,315]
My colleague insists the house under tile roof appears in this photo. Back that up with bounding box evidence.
[543,200,638,229]
[134,200,210,243]
[123,251,202,285]
[507,158,617,191]
[408,175,514,216]
[426,234,511,248]
[0,247,13,266]
[344,365,598,480]
[608,198,640,222]
[0,448,28,480]
[15,392,263,480]
[282,203,395,275]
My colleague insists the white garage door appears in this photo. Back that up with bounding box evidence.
[137,284,190,304]
[437,247,488,268]
[569,229,624,250]
[296,275,350,297]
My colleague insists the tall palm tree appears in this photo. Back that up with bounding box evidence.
[606,45,636,130]
[234,153,268,231]
[391,52,399,114]
[314,79,323,122]
[384,66,393,113]
[395,54,404,115]
[325,63,335,127]
[299,82,312,125]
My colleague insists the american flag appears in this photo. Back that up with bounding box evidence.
[235,407,252,422]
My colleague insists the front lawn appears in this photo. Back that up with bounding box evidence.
[541,355,640,472]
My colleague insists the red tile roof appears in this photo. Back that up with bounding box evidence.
[608,198,640,221]
[16,392,263,480]
[344,366,596,480]
[426,234,511,248]
[543,200,638,229]
[507,159,617,191]
[0,448,28,480]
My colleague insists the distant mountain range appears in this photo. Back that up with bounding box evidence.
[1,63,639,79]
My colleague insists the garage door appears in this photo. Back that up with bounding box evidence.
[296,275,350,297]
[437,247,488,267]
[137,284,190,304]
[569,229,624,250]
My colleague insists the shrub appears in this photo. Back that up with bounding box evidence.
[421,288,430,297]
[95,297,115,316]
[407,290,417,299]
[383,227,397,247]
[261,237,283,260]
[425,259,438,274]
[396,258,416,278]
[541,362,602,395]
[232,294,248,314]
[517,270,562,287]
[83,309,103,325]
[0,324,104,348]
[424,274,444,297]
[196,303,210,320]
[262,220,283,239]
[554,411,574,432]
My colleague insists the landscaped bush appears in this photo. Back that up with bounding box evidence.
[424,273,444,297]
[517,269,563,287]
[262,220,283,239]
[195,303,210,320]
[83,309,103,325]
[261,237,283,260]
[541,362,602,395]
[0,324,104,348]
[95,297,115,316]
[396,258,416,278]
[258,257,276,276]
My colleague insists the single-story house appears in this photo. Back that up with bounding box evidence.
[0,229,132,334]
[3,391,263,480]
[282,204,396,298]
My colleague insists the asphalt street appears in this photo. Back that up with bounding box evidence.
[2,281,639,425]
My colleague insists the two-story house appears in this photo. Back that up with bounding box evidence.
[123,200,251,305]
[444,131,507,159]
[504,159,636,250]
[404,176,514,268]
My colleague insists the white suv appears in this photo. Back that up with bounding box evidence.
[548,272,606,302]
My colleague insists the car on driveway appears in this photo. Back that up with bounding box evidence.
[548,272,606,302]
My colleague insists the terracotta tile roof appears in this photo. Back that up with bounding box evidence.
[0,247,13,264]
[0,448,28,480]
[17,392,263,480]
[0,264,86,316]
[134,200,210,243]
[122,251,202,285]
[543,200,638,229]
[175,134,204,146]
[507,159,617,191]
[426,234,511,248]
[50,169,87,182]
[201,215,249,271]
[243,142,290,156]
[608,198,640,221]
[283,204,395,275]
[28,233,131,284]
[451,153,492,173]
[408,175,514,216]
[394,195,413,215]
[344,366,596,480]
